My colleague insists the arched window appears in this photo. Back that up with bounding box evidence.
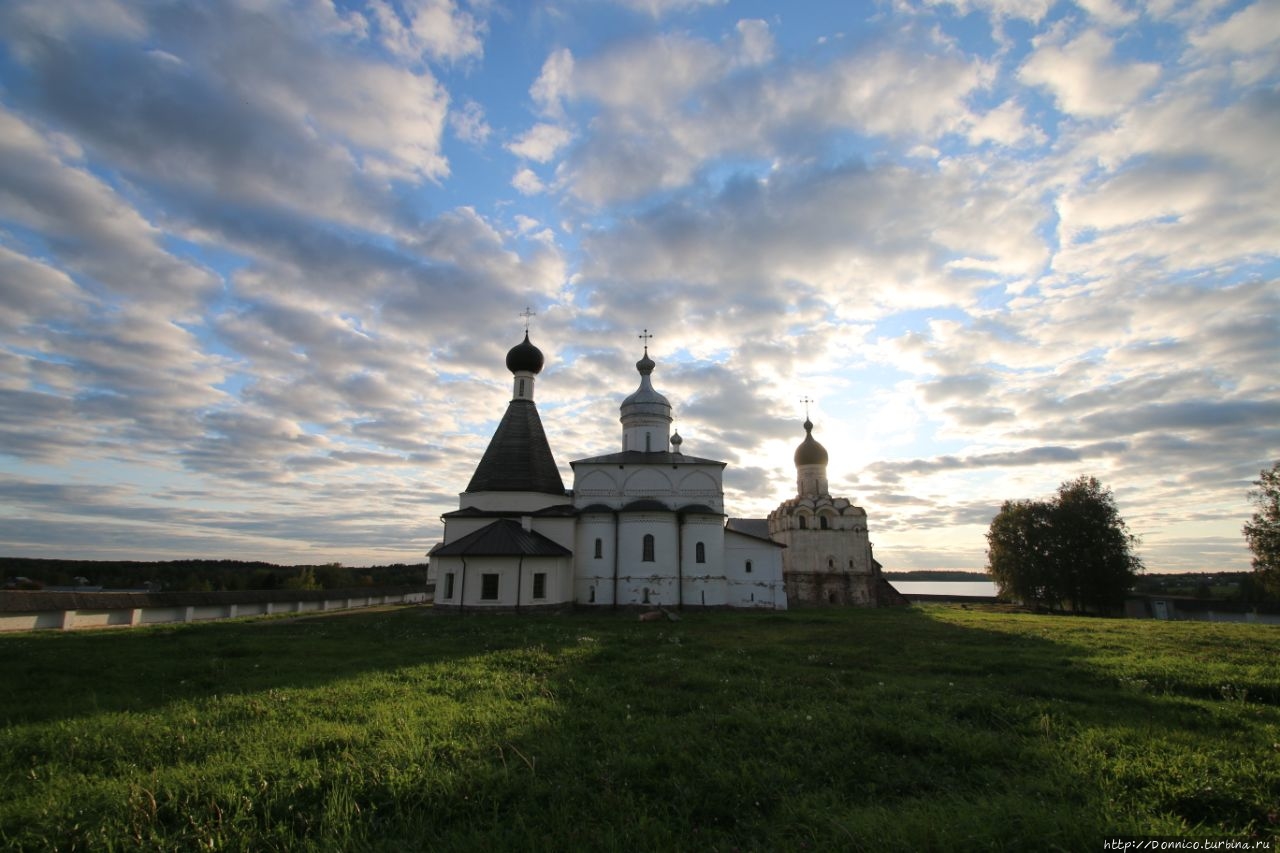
[642,534,655,562]
[798,516,807,529]
[745,560,753,574]
[820,516,829,530]
[594,538,603,559]
[828,557,835,569]
[695,542,706,563]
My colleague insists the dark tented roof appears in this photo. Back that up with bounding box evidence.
[429,519,573,557]
[465,399,566,494]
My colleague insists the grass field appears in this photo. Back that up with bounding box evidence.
[2,605,1278,851]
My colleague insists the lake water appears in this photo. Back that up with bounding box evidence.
[890,580,999,598]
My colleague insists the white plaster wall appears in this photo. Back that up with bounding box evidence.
[572,462,725,512]
[725,531,787,609]
[622,467,674,496]
[0,593,426,632]
[533,516,577,552]
[616,513,679,606]
[575,514,616,605]
[574,469,617,499]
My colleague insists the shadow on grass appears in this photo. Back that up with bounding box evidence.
[3,605,1278,850]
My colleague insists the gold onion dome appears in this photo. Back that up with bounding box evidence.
[794,418,828,466]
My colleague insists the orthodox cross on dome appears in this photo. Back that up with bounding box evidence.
[638,328,653,353]
[800,396,813,419]
[519,306,536,333]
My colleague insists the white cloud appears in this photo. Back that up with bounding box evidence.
[561,27,988,203]
[450,98,491,145]
[368,0,486,63]
[1019,29,1161,117]
[922,0,1055,23]
[512,168,548,195]
[964,99,1045,146]
[0,105,218,310]
[1191,0,1280,54]
[613,0,728,17]
[507,123,574,163]
[531,48,576,118]
[1074,0,1139,26]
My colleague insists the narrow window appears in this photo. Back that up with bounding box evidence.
[589,586,596,603]
[532,572,546,600]
[642,534,655,562]
[695,542,706,563]
[828,558,835,569]
[643,587,650,604]
[481,573,499,600]
[518,378,526,396]
[444,573,455,599]
[820,516,829,530]
[594,537,603,559]
[745,560,753,574]
[849,559,855,569]
[799,516,807,529]
[645,432,651,452]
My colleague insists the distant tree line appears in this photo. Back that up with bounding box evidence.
[1131,571,1273,604]
[882,570,990,582]
[0,558,427,592]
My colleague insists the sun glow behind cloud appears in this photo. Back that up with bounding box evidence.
[0,0,1276,572]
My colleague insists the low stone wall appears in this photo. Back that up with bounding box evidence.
[0,587,427,632]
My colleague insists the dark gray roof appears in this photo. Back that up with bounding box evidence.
[570,450,724,467]
[466,399,566,494]
[442,504,576,519]
[430,519,573,558]
[726,517,770,538]
[621,498,671,512]
[724,519,785,547]
[679,504,720,515]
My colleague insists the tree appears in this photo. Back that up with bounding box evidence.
[986,476,1142,613]
[1243,461,1280,597]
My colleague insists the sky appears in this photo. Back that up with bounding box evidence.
[0,0,1277,573]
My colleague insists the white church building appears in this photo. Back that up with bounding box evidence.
[427,330,897,611]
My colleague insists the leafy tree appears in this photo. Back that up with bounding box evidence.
[986,476,1142,613]
[1243,461,1280,597]
[987,499,1060,609]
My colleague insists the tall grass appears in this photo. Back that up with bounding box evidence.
[2,606,1277,850]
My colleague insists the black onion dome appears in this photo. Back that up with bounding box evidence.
[505,332,545,375]
[636,350,656,375]
[794,418,829,466]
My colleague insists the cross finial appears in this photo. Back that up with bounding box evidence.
[519,306,536,333]
[638,328,653,353]
[801,396,813,419]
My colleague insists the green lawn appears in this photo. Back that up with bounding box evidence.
[2,606,1278,851]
